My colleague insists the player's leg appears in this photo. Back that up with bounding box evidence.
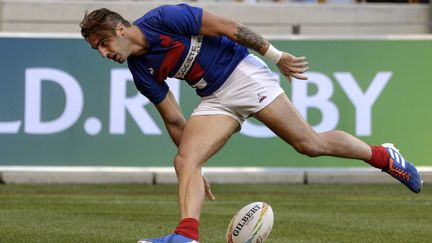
[252,93,422,193]
[138,114,239,243]
[174,114,239,221]
[253,93,371,160]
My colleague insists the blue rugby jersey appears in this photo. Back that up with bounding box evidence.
[127,4,249,104]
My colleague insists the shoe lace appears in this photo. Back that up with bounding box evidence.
[387,160,410,181]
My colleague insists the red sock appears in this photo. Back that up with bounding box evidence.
[174,218,199,241]
[366,145,390,169]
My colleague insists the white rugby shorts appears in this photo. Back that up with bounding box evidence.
[191,54,284,125]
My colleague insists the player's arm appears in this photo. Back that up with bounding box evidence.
[155,91,185,147]
[200,9,309,81]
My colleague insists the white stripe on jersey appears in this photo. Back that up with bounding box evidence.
[174,35,203,80]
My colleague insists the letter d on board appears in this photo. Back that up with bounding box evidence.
[25,68,83,134]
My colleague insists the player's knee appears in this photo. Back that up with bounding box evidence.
[292,139,323,158]
[173,153,198,173]
[173,154,203,180]
[173,154,188,172]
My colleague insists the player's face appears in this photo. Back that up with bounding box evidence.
[87,30,129,64]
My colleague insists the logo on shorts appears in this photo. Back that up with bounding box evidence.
[258,92,267,103]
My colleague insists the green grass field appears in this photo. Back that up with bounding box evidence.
[0,183,430,243]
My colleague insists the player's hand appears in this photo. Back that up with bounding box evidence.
[202,175,216,201]
[277,52,309,81]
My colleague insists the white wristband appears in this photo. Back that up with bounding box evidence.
[264,44,283,64]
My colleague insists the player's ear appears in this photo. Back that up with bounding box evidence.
[116,23,126,36]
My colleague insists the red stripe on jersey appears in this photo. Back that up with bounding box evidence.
[157,35,184,82]
[185,62,205,82]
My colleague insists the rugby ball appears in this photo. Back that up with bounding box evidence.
[226,202,274,243]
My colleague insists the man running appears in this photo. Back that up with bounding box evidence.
[80,4,423,243]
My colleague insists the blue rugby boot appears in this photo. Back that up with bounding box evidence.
[382,143,423,193]
[138,233,198,243]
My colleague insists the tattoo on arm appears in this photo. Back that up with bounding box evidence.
[234,25,268,55]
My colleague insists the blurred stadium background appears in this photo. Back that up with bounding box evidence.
[0,0,431,185]
[1,1,432,243]
[0,0,431,35]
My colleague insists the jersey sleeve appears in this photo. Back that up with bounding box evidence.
[128,60,169,105]
[158,4,203,36]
